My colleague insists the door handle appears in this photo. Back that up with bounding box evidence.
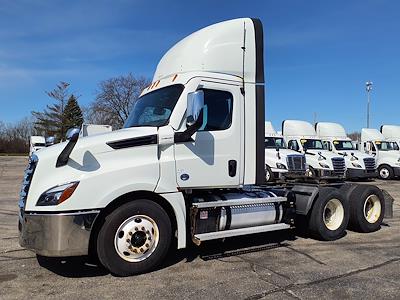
[228,160,237,177]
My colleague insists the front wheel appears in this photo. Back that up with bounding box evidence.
[265,165,274,182]
[378,165,394,180]
[97,200,172,276]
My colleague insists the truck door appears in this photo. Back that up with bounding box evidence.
[174,81,243,188]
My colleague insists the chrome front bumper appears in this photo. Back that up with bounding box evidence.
[19,210,99,257]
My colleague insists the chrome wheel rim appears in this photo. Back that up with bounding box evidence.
[363,195,381,224]
[114,215,159,262]
[379,168,389,179]
[266,169,271,181]
[323,198,344,231]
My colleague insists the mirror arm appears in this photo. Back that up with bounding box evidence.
[56,132,79,167]
[174,110,203,143]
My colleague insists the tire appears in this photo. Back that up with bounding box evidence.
[348,185,385,233]
[308,187,349,241]
[378,165,394,180]
[97,200,172,276]
[306,166,317,178]
[265,165,274,182]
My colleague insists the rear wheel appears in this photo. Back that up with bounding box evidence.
[378,165,394,180]
[97,200,172,276]
[348,185,385,232]
[308,188,349,240]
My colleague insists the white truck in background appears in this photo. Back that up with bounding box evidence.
[29,136,46,156]
[264,121,306,182]
[316,122,377,179]
[381,125,400,152]
[80,124,113,137]
[19,18,387,276]
[283,120,346,178]
[360,128,400,179]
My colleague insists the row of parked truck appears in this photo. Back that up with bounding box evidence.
[265,121,400,182]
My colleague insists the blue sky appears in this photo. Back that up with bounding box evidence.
[0,0,399,132]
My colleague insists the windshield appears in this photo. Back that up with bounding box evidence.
[333,140,354,151]
[300,139,324,150]
[265,137,286,149]
[375,141,394,151]
[124,84,184,128]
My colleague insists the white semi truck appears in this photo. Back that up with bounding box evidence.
[264,121,306,182]
[29,136,46,156]
[315,122,377,179]
[19,18,386,276]
[360,128,400,179]
[381,125,400,152]
[283,120,346,178]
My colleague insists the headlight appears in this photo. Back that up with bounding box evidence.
[276,163,287,169]
[37,182,79,206]
[352,163,362,168]
[319,162,330,168]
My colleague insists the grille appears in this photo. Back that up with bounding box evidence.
[286,154,306,172]
[331,157,346,177]
[19,155,38,211]
[363,157,376,171]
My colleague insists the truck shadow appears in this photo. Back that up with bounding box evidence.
[36,230,296,278]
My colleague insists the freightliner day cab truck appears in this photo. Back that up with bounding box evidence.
[316,122,377,179]
[264,121,306,182]
[29,136,46,156]
[381,125,400,152]
[283,120,346,179]
[19,18,387,276]
[360,128,400,179]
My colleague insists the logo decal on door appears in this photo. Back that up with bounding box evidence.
[180,173,190,181]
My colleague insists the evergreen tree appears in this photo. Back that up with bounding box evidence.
[64,95,84,131]
[32,82,77,141]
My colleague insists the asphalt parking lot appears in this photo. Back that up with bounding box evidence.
[0,156,399,300]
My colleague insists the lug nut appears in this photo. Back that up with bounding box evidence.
[146,230,150,234]
[141,227,145,231]
[129,232,133,236]
[140,248,144,253]
[145,243,149,248]
[126,239,130,243]
[135,227,138,231]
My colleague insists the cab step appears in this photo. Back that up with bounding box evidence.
[193,223,291,243]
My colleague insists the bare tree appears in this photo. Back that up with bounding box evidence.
[0,117,37,154]
[88,74,150,129]
[348,131,361,141]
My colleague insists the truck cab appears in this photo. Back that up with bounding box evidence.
[283,120,346,179]
[360,128,400,179]
[381,125,400,154]
[316,122,377,179]
[264,121,306,182]
[29,136,46,156]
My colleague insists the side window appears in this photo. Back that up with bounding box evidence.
[288,140,299,151]
[198,89,233,131]
[323,141,332,151]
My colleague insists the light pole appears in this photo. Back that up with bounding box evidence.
[366,81,373,128]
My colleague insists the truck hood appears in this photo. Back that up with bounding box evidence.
[35,127,158,161]
[265,148,302,160]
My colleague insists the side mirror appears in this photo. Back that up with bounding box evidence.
[174,90,205,143]
[66,128,80,140]
[186,90,204,127]
[45,136,55,146]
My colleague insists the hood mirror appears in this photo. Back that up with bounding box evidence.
[66,128,80,140]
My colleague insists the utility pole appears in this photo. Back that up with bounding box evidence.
[366,81,373,128]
